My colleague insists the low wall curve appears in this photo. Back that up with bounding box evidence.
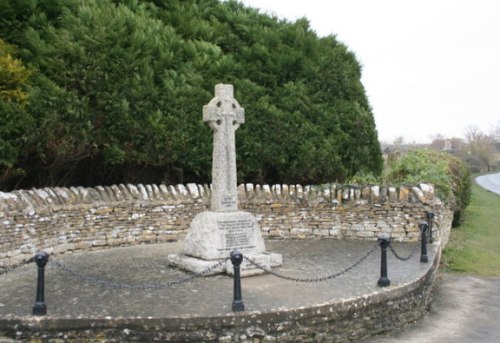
[0,183,453,269]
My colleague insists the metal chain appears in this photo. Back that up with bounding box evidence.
[384,221,425,262]
[388,243,419,262]
[0,257,35,276]
[244,243,378,283]
[0,266,20,276]
[425,227,431,242]
[49,258,229,291]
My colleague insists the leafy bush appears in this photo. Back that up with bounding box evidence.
[0,38,33,184]
[345,171,381,185]
[384,150,452,200]
[0,38,31,104]
[385,149,471,225]
[348,149,471,225]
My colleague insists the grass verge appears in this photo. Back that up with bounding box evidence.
[442,181,500,276]
[442,183,500,276]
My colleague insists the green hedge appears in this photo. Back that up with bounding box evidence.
[0,0,382,190]
[350,149,471,226]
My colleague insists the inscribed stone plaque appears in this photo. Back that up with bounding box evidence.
[217,218,255,252]
[182,211,265,260]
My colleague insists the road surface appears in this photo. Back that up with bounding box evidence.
[475,173,500,195]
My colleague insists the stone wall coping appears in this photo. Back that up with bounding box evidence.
[0,183,437,213]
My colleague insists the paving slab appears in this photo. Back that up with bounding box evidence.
[0,239,436,319]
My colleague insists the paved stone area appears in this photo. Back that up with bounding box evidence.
[0,239,435,319]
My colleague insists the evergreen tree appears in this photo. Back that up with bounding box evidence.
[0,0,383,190]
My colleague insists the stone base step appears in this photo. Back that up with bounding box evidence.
[167,252,282,277]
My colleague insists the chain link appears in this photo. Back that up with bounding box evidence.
[388,243,419,262]
[0,266,20,276]
[425,226,431,242]
[49,258,229,291]
[0,267,19,276]
[244,243,378,283]
[0,257,35,276]
[384,222,425,262]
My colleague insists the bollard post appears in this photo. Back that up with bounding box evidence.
[230,250,245,312]
[32,251,49,316]
[377,234,391,287]
[419,221,429,263]
[427,211,435,243]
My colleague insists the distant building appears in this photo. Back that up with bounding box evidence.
[429,138,465,155]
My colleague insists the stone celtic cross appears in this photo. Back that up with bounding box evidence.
[203,84,244,212]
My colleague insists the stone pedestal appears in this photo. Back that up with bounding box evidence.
[183,211,265,259]
[168,211,282,276]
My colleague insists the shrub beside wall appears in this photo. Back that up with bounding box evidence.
[0,183,453,269]
[383,149,471,226]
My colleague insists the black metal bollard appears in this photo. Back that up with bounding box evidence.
[230,250,245,312]
[419,221,429,263]
[377,234,391,287]
[32,251,49,316]
[427,211,435,243]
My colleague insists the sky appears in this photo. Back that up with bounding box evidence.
[238,0,500,143]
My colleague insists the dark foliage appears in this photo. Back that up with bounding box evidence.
[0,0,382,190]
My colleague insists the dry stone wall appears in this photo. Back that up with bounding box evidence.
[0,183,453,269]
